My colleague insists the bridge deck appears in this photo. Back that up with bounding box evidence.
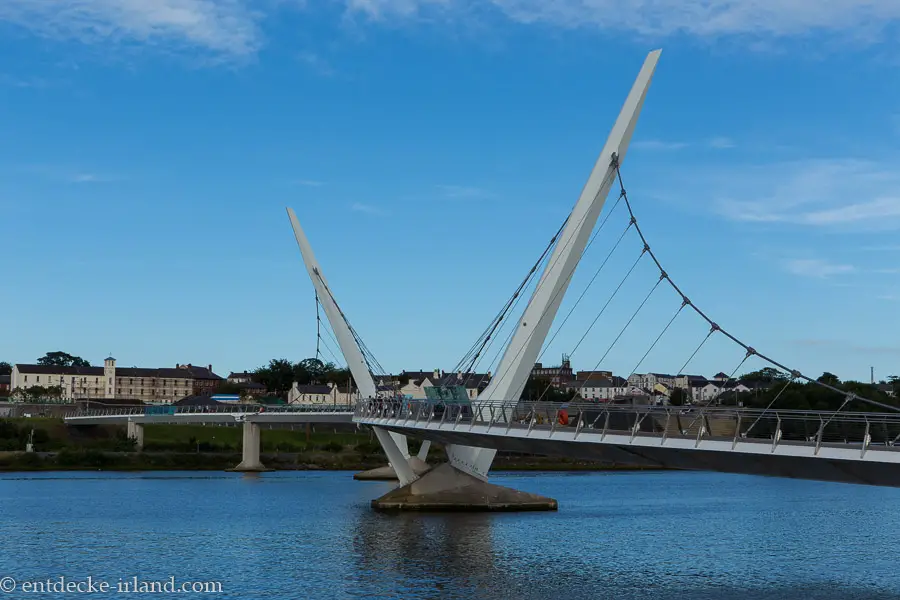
[65,404,354,425]
[355,400,900,487]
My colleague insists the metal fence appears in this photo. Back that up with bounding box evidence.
[355,399,900,454]
[70,403,354,418]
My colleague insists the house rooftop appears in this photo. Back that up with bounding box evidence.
[15,364,104,376]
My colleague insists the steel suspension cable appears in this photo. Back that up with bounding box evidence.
[533,259,662,405]
[476,166,624,400]
[480,195,626,389]
[315,292,322,362]
[577,274,662,397]
[611,155,900,413]
[684,351,754,431]
[539,215,632,363]
[744,375,797,436]
[312,269,387,383]
[675,327,715,382]
[626,301,686,383]
[317,335,343,367]
[567,248,646,366]
[454,215,570,381]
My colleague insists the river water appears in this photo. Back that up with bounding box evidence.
[0,470,898,599]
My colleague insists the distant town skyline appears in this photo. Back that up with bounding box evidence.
[2,2,898,382]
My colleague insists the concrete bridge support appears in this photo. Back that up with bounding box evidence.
[230,421,271,472]
[126,421,144,451]
[354,439,433,481]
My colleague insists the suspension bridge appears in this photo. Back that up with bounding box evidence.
[283,47,900,510]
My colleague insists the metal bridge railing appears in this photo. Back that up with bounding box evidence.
[68,404,354,418]
[354,399,900,454]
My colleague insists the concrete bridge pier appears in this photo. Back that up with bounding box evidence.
[229,421,272,472]
[354,439,433,481]
[126,421,144,451]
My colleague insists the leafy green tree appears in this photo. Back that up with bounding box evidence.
[298,358,328,383]
[213,382,244,396]
[740,367,787,384]
[520,377,574,402]
[817,372,841,387]
[252,357,352,395]
[37,352,90,368]
[324,367,354,387]
[0,362,11,376]
[669,388,688,406]
[12,385,64,402]
[252,359,296,394]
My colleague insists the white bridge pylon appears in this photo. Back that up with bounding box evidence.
[288,48,661,485]
[458,49,662,478]
[287,208,417,485]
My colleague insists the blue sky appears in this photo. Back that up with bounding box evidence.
[1,1,899,383]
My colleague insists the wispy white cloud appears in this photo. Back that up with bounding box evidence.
[874,268,900,274]
[436,184,493,199]
[633,139,688,151]
[709,159,900,230]
[0,74,55,89]
[708,136,735,149]
[19,165,120,184]
[5,0,897,64]
[292,179,325,187]
[344,1,900,44]
[298,51,336,77]
[351,201,383,215]
[71,173,103,183]
[783,258,854,278]
[0,0,262,58]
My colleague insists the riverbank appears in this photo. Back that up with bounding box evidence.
[0,417,668,472]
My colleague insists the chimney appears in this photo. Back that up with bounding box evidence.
[208,364,213,373]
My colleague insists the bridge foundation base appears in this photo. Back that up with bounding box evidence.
[354,457,431,481]
[226,421,273,473]
[371,463,557,512]
[126,421,144,451]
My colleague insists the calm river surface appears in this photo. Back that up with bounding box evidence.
[1,470,899,599]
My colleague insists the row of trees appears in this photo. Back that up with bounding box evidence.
[0,352,92,377]
[722,372,900,413]
[9,386,66,402]
[250,358,353,395]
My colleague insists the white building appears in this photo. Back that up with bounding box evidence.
[674,374,708,390]
[11,357,219,404]
[627,373,677,390]
[692,381,752,404]
[566,377,643,401]
[288,382,360,405]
